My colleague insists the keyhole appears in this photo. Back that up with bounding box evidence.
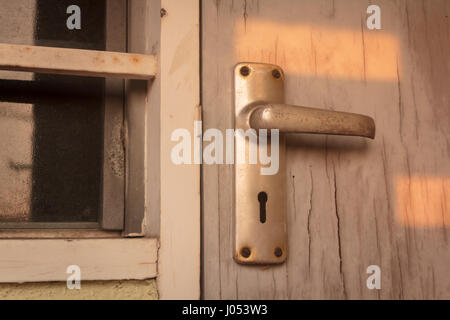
[258,192,268,223]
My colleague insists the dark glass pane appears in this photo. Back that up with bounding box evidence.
[0,0,107,223]
[35,0,106,50]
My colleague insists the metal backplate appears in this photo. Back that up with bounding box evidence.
[234,63,287,265]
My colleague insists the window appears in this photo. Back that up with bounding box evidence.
[0,0,126,230]
[0,0,158,283]
[0,1,199,297]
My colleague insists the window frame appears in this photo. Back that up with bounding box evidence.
[0,0,201,300]
[101,0,127,231]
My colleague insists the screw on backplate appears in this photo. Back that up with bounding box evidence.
[272,69,281,79]
[160,8,167,18]
[240,247,251,258]
[274,247,283,258]
[240,66,250,77]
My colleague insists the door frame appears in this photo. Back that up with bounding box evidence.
[152,0,201,300]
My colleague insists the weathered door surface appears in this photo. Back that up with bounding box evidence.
[202,0,450,299]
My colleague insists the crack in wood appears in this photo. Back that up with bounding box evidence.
[307,167,314,274]
[333,164,347,298]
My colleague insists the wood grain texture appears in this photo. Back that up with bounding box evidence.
[0,43,157,79]
[101,0,127,230]
[0,238,158,283]
[202,0,450,299]
[0,280,158,300]
[0,229,121,239]
[123,0,149,236]
[157,0,201,299]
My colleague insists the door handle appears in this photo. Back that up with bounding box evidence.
[234,63,376,265]
[248,104,375,138]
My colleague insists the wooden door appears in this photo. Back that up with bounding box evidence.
[202,0,450,299]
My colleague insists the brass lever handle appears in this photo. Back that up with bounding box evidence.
[249,104,376,139]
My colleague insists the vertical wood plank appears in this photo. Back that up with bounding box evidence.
[102,0,127,230]
[157,0,201,299]
[124,0,148,235]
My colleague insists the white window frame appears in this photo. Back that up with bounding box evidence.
[0,0,200,300]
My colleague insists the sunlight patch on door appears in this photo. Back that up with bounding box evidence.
[234,20,399,81]
[396,176,450,228]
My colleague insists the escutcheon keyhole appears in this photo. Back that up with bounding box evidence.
[258,192,268,223]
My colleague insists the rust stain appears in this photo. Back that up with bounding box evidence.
[130,56,141,64]
[93,56,106,64]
